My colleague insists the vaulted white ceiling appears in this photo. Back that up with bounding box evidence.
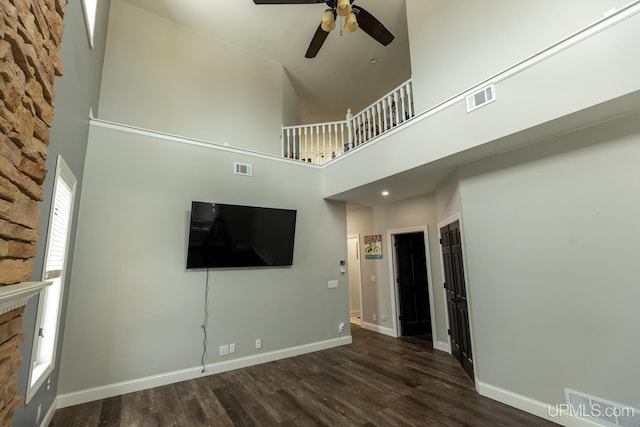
[120,0,412,123]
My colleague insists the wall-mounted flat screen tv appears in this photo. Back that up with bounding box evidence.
[186,201,297,269]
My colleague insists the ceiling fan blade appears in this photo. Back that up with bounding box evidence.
[253,0,324,4]
[353,6,395,46]
[305,24,331,58]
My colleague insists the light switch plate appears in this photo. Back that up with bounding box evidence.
[219,344,229,356]
[328,280,339,288]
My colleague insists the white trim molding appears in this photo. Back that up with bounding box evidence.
[360,322,396,338]
[0,281,50,315]
[433,341,451,353]
[57,335,352,408]
[39,398,57,427]
[477,381,604,427]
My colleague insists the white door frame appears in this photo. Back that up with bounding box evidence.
[386,225,437,339]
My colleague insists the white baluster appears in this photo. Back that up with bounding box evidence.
[400,86,407,122]
[332,123,338,158]
[394,91,400,127]
[406,81,414,118]
[381,99,388,132]
[376,103,382,137]
[310,126,315,163]
[316,125,322,164]
[346,108,353,150]
[322,125,326,164]
[304,127,308,162]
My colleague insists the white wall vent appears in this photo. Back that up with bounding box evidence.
[234,162,252,176]
[565,389,640,427]
[466,84,496,112]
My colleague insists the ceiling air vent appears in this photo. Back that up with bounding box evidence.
[234,162,253,176]
[565,389,640,427]
[466,84,496,112]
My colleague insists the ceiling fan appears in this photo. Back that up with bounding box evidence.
[252,0,395,58]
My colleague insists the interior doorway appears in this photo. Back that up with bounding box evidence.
[394,232,432,337]
[388,227,436,340]
[347,234,362,325]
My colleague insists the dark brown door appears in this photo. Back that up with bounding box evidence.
[394,232,431,337]
[440,221,474,381]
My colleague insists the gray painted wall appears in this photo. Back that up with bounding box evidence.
[98,0,285,155]
[458,111,640,408]
[346,196,450,345]
[58,124,348,394]
[406,0,631,112]
[15,0,111,425]
[14,0,640,420]
[324,6,640,201]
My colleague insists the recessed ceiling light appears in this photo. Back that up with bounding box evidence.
[369,57,378,64]
[381,190,389,196]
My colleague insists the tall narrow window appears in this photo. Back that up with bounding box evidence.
[82,0,98,48]
[26,156,76,403]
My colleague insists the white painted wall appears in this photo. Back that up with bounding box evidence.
[58,123,348,395]
[459,111,640,408]
[282,71,301,127]
[347,236,361,317]
[405,0,631,112]
[97,0,285,154]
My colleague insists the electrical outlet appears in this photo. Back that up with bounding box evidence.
[381,315,386,322]
[339,322,345,333]
[229,343,236,353]
[372,313,377,321]
[255,338,262,349]
[219,344,229,356]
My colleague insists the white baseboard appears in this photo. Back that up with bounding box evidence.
[40,397,57,427]
[477,381,603,427]
[57,335,352,409]
[360,321,396,337]
[433,340,451,353]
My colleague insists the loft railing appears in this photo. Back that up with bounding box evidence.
[282,79,415,164]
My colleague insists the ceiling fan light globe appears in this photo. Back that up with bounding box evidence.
[344,12,358,33]
[336,0,352,17]
[321,10,336,32]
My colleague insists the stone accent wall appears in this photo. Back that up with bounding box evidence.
[0,306,24,426]
[1,0,67,424]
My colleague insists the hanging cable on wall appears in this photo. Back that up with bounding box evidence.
[201,268,210,373]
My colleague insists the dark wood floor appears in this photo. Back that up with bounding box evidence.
[52,325,557,426]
